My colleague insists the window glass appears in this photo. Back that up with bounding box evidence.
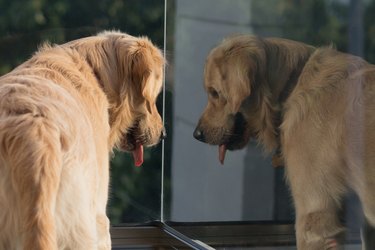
[166,0,373,233]
[168,0,290,223]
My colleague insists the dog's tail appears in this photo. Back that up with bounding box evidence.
[0,113,63,250]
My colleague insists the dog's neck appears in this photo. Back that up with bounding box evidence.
[263,38,315,108]
[255,38,315,158]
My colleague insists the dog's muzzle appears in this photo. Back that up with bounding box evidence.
[193,112,247,147]
[193,127,205,142]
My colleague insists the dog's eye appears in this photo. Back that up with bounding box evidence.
[208,88,219,99]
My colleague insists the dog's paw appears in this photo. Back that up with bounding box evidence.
[326,238,336,249]
[324,238,343,250]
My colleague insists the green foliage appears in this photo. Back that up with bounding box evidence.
[0,0,165,75]
[109,148,162,224]
[280,0,375,64]
[365,0,375,63]
[108,90,173,224]
[280,0,348,50]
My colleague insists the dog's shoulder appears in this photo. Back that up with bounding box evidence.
[305,47,368,77]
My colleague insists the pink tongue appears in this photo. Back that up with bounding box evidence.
[132,144,144,167]
[219,144,227,165]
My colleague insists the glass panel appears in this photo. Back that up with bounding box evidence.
[165,0,373,247]
[168,0,296,224]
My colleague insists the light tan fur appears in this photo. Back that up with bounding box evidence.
[195,34,375,249]
[0,31,165,250]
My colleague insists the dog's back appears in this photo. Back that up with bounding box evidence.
[281,46,375,248]
[0,45,107,250]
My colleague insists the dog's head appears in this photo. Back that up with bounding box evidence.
[194,35,275,164]
[74,31,165,166]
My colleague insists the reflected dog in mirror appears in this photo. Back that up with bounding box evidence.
[194,34,375,249]
[0,31,165,250]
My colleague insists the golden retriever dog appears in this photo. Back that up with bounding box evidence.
[0,31,165,250]
[194,34,375,249]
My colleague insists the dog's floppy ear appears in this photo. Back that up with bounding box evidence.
[124,40,152,100]
[121,38,163,102]
[226,59,252,113]
[225,43,267,114]
[224,54,260,114]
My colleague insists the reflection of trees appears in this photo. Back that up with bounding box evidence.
[281,0,348,50]
[251,0,375,61]
[365,0,375,63]
[281,0,375,65]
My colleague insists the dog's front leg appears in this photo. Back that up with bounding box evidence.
[283,125,348,249]
[96,183,111,249]
[95,153,111,250]
[96,214,111,250]
[288,170,346,250]
[288,169,346,249]
[295,209,345,250]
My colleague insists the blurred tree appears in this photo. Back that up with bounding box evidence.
[365,0,375,63]
[280,0,348,51]
[0,0,166,74]
[0,0,172,224]
[280,0,375,63]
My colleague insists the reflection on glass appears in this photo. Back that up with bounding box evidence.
[167,0,374,232]
[170,0,293,223]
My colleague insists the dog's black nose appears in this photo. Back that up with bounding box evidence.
[193,128,205,142]
[161,128,167,140]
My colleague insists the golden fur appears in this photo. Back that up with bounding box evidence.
[194,35,375,249]
[0,31,164,250]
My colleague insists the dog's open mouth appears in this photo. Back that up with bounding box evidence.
[119,127,145,167]
[218,113,248,164]
[120,138,144,167]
